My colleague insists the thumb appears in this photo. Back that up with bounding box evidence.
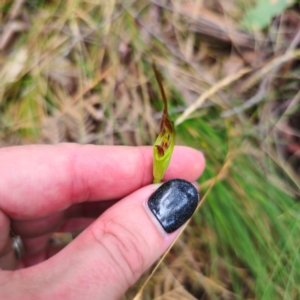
[5,179,199,300]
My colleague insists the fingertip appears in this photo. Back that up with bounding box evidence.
[164,146,206,182]
[185,147,205,177]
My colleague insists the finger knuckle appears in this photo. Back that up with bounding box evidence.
[92,219,148,286]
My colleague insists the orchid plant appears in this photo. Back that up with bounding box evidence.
[152,62,175,183]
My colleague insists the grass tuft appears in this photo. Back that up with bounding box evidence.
[1,1,300,298]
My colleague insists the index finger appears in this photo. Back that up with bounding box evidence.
[0,144,205,219]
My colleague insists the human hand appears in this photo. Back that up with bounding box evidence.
[0,144,205,299]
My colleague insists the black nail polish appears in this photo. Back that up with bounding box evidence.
[148,179,199,233]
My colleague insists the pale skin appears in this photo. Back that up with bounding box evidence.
[0,144,205,299]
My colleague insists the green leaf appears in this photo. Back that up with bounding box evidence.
[242,0,296,31]
[152,62,175,183]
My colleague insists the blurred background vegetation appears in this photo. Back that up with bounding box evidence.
[1,0,300,299]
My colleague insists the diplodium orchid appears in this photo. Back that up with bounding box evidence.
[152,62,175,183]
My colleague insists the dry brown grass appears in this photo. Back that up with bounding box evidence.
[1,1,300,299]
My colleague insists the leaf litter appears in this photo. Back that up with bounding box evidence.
[1,1,300,299]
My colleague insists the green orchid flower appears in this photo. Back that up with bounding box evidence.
[152,62,175,183]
